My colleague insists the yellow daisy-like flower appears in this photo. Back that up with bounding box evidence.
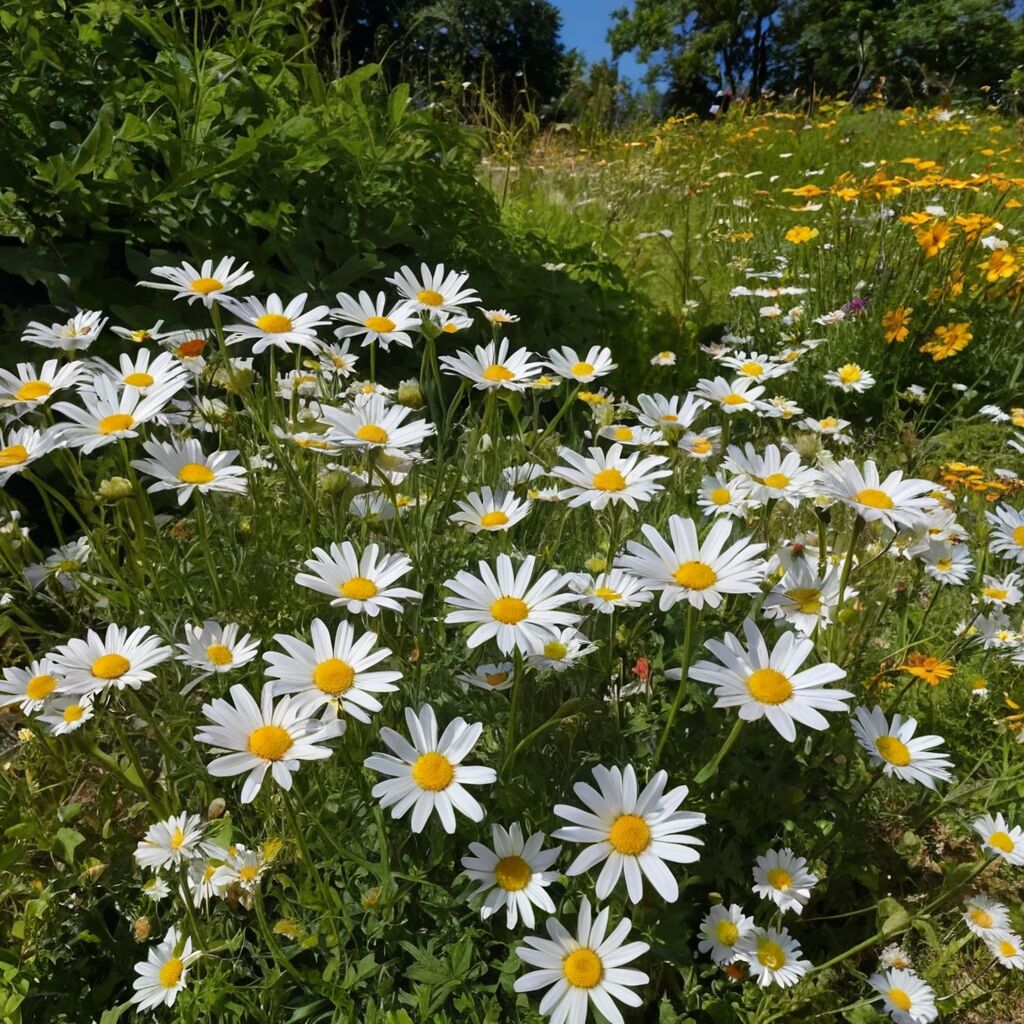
[784,226,819,244]
[920,321,972,362]
[898,653,954,686]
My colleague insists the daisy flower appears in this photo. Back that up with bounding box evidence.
[263,618,401,722]
[322,394,435,455]
[0,658,65,712]
[38,695,94,735]
[880,945,913,970]
[597,423,667,447]
[689,618,852,742]
[651,350,676,366]
[514,897,649,1024]
[972,812,1024,864]
[450,487,532,533]
[552,764,705,903]
[697,904,755,964]
[985,504,1024,564]
[482,308,519,325]
[52,624,172,697]
[134,812,212,871]
[22,310,107,351]
[752,848,818,914]
[295,542,421,616]
[693,375,767,414]
[461,822,561,929]
[825,363,875,392]
[528,628,597,672]
[819,459,935,531]
[439,337,543,391]
[545,345,617,383]
[738,927,811,988]
[719,351,790,380]
[0,359,87,408]
[761,563,843,634]
[921,542,974,585]
[616,516,768,611]
[443,554,581,655]
[139,257,254,306]
[194,684,336,803]
[963,895,1011,938]
[571,569,652,613]
[0,425,64,484]
[175,621,260,680]
[129,926,201,1011]
[723,443,819,506]
[131,438,248,504]
[551,443,671,511]
[333,290,420,351]
[636,392,708,430]
[318,340,359,377]
[457,662,515,692]
[851,706,953,788]
[868,968,938,1023]
[987,931,1024,969]
[679,427,722,459]
[387,263,479,313]
[980,572,1023,606]
[93,349,188,396]
[211,844,266,898]
[223,293,331,354]
[697,474,752,518]
[363,704,496,833]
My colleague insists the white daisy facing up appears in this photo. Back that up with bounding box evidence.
[851,706,953,789]
[528,628,597,672]
[457,662,515,693]
[737,926,811,988]
[134,812,212,871]
[223,292,331,354]
[131,438,248,504]
[723,442,819,506]
[22,309,107,352]
[387,262,479,313]
[51,624,172,697]
[985,504,1024,564]
[761,562,843,635]
[38,695,94,736]
[963,895,1011,938]
[295,542,421,616]
[987,931,1024,969]
[139,256,254,306]
[868,967,938,1024]
[819,459,935,531]
[439,337,543,391]
[825,363,876,393]
[175,621,260,681]
[0,657,65,713]
[322,394,435,456]
[545,345,617,383]
[0,359,87,408]
[0,425,64,484]
[129,926,201,1011]
[571,569,652,614]
[551,443,671,511]
[697,903,756,964]
[450,487,532,533]
[751,847,819,914]
[972,812,1024,865]
[333,290,420,351]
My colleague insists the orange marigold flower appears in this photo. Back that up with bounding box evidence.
[980,248,1018,283]
[915,221,953,257]
[882,306,912,344]
[899,653,955,686]
[920,321,972,361]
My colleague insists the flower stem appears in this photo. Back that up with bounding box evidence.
[695,718,744,785]
[654,603,701,767]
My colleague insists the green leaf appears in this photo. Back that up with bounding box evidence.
[52,827,85,865]
[877,896,910,935]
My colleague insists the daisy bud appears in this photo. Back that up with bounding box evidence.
[362,886,381,909]
[207,797,226,820]
[584,555,608,573]
[213,364,253,394]
[791,433,819,460]
[96,477,134,503]
[396,378,423,409]
[169,522,193,542]
[17,728,33,743]
[237,517,252,536]
[134,916,151,941]
[318,470,350,499]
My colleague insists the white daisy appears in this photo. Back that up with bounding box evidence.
[752,847,818,914]
[987,931,1024,969]
[738,926,811,988]
[129,926,201,1011]
[545,345,617,383]
[0,425,64,483]
[597,423,668,447]
[318,340,359,377]
[363,704,496,833]
[679,427,722,459]
[697,904,755,964]
[979,572,1023,606]
[450,487,532,533]
[0,359,87,408]
[175,621,260,680]
[333,290,420,350]
[963,895,1011,938]
[761,563,843,634]
[440,337,543,391]
[296,542,420,616]
[322,394,435,455]
[693,375,768,414]
[851,706,953,789]
[921,541,974,585]
[22,310,107,351]
[879,944,913,970]
[134,812,212,871]
[551,444,671,510]
[825,363,875,392]
[223,293,331,354]
[868,967,938,1023]
[985,503,1024,564]
[92,349,189,396]
[819,459,935,531]
[636,392,708,430]
[718,350,790,380]
[387,263,479,313]
[723,443,819,506]
[696,474,753,518]
[38,695,94,735]
[0,657,64,712]
[972,812,1024,864]
[571,569,652,614]
[457,662,515,693]
[139,257,254,306]
[51,624,172,697]
[131,438,248,504]
[528,628,597,672]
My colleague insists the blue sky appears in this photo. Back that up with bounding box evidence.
[553,0,647,84]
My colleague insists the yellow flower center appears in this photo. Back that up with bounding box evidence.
[340,577,378,601]
[562,948,603,989]
[661,413,679,423]
[63,703,85,723]
[0,444,29,467]
[838,364,862,383]
[15,380,51,401]
[571,361,595,377]
[856,487,894,509]
[159,958,184,988]
[819,417,837,428]
[888,989,912,1012]
[25,674,57,701]
[442,322,459,333]
[169,827,186,850]
[787,587,822,614]
[190,277,223,295]
[178,463,215,484]
[970,908,993,928]
[313,658,356,695]
[417,289,444,307]
[614,427,634,441]
[364,316,396,333]
[608,813,651,855]
[722,393,748,406]
[484,671,509,687]
[1012,525,1024,547]
[715,920,739,945]
[747,668,793,705]
[239,865,259,882]
[691,438,712,454]
[673,561,717,590]
[543,641,568,660]
[740,361,764,376]
[206,643,234,666]
[757,940,787,971]
[592,468,626,492]
[255,313,293,333]
[491,596,529,624]
[124,372,154,388]
[989,830,1015,853]
[710,487,732,506]
[98,413,135,435]
[355,424,389,444]
[494,854,532,891]
[594,586,622,601]
[411,751,454,791]
[875,736,912,766]
[247,724,293,761]
[483,364,515,382]
[999,940,1018,958]
[984,587,1008,601]
[936,558,953,572]
[761,472,790,489]
[479,510,509,527]
[92,654,130,679]
[766,867,793,890]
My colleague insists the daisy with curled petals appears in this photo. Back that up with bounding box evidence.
[194,684,336,803]
[139,256,254,307]
[93,349,188,396]
[922,541,974,586]
[688,618,852,742]
[439,337,543,391]
[597,423,667,447]
[318,340,359,378]
[129,926,201,1012]
[545,345,617,383]
[819,459,935,531]
[636,392,708,430]
[529,628,597,672]
[718,350,790,380]
[972,812,1024,864]
[551,444,671,511]
[52,624,172,697]
[571,569,652,614]
[0,360,86,408]
[723,443,819,506]
[22,310,107,351]
[985,504,1024,564]
[131,438,248,504]
[52,375,184,454]
[868,968,938,1023]
[514,897,649,1024]
[752,848,818,914]
[697,904,755,964]
[880,945,913,970]
[461,822,561,929]
[963,895,1011,938]
[443,554,581,655]
[987,931,1024,969]
[0,425,63,484]
[0,657,64,712]
[761,562,843,634]
[38,695,94,736]
[693,375,767,414]
[979,571,1023,607]
[387,262,480,313]
[617,516,768,612]
[679,426,721,460]
[363,704,496,833]
[263,618,400,722]
[296,541,420,616]
[450,487,532,533]
[738,927,811,988]
[322,394,435,455]
[851,707,953,789]
[333,291,420,351]
[223,293,331,354]
[553,764,705,904]
[134,812,212,871]
[697,474,752,518]
[458,662,515,692]
[175,621,260,681]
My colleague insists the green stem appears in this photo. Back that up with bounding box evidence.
[505,649,526,766]
[253,887,307,986]
[653,604,701,766]
[695,718,745,785]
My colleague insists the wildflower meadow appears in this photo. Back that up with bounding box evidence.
[3,4,1024,1024]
